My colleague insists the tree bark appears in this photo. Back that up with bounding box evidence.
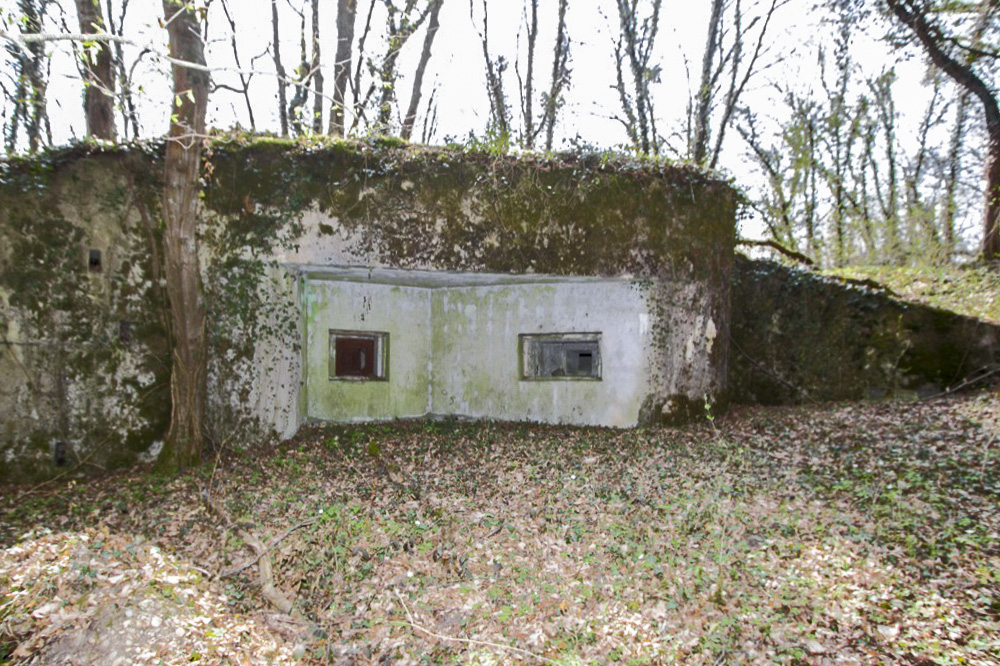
[74,0,116,140]
[887,0,1000,260]
[329,0,356,137]
[159,0,209,473]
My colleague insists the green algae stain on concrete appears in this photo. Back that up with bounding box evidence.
[303,270,656,427]
[304,279,432,422]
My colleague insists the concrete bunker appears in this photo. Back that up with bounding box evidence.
[0,140,739,481]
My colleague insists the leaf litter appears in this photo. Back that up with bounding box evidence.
[1,390,998,665]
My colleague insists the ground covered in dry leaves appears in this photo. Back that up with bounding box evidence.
[2,392,998,665]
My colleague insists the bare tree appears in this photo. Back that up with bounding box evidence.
[287,2,312,135]
[105,0,142,139]
[690,0,786,169]
[328,0,357,137]
[739,94,822,260]
[471,0,511,140]
[159,0,210,472]
[271,0,288,135]
[5,0,52,152]
[541,0,570,151]
[401,0,443,141]
[887,0,1000,261]
[310,0,323,132]
[74,0,115,139]
[613,0,662,155]
[691,0,724,165]
[373,0,436,133]
[216,0,260,131]
[475,0,570,150]
[938,1,992,260]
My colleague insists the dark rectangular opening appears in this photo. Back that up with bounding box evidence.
[520,333,601,380]
[335,337,377,378]
[118,320,132,346]
[88,249,102,273]
[53,441,68,467]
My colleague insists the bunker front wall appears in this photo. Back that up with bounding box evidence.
[729,255,1000,403]
[204,140,738,424]
[304,273,655,426]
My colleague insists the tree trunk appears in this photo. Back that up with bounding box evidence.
[887,0,1000,261]
[542,0,570,152]
[329,0,356,137]
[691,0,723,166]
[159,0,209,473]
[984,131,1000,260]
[7,0,50,153]
[74,0,116,140]
[401,0,443,141]
[106,0,140,139]
[311,0,324,133]
[272,0,289,136]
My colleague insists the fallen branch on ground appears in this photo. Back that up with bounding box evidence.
[202,489,303,617]
[218,518,316,579]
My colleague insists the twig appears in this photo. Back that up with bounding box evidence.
[202,490,302,617]
[392,589,562,665]
[219,518,316,578]
[921,365,1000,401]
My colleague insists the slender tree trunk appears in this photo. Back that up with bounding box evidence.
[985,132,1000,259]
[543,0,570,152]
[329,0,356,137]
[475,0,509,137]
[272,0,288,136]
[8,0,50,153]
[74,0,116,140]
[942,93,970,257]
[401,0,443,141]
[692,0,723,166]
[159,0,209,473]
[520,0,538,147]
[311,0,323,133]
[107,0,140,139]
[614,0,661,155]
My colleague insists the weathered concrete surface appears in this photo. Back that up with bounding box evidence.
[0,152,171,482]
[729,255,1000,404]
[303,269,655,426]
[0,142,738,481]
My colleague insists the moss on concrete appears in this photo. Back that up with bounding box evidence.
[729,255,1000,404]
[1,138,740,480]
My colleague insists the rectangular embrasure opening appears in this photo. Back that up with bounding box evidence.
[329,330,389,380]
[519,332,602,380]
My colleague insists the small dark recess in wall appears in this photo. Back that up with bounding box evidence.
[53,441,68,467]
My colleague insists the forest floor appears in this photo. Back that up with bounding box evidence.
[2,391,998,666]
[2,263,999,665]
